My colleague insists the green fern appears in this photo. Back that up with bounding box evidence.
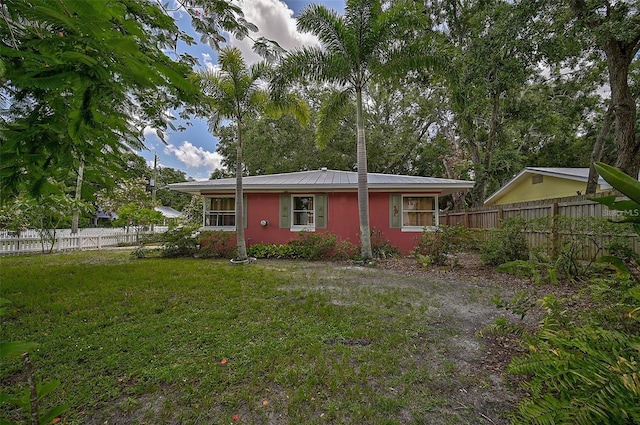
[509,324,640,424]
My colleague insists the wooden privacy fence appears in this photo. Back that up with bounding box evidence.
[0,227,169,256]
[438,194,639,260]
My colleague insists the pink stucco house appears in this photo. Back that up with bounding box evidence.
[168,169,474,252]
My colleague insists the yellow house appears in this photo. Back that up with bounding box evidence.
[484,167,612,206]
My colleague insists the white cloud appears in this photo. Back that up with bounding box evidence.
[143,126,157,136]
[201,53,221,71]
[165,141,223,172]
[230,0,319,64]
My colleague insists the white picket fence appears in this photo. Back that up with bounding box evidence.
[0,227,169,255]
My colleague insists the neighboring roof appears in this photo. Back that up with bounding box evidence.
[484,167,610,205]
[168,169,474,196]
[95,210,118,220]
[154,206,184,218]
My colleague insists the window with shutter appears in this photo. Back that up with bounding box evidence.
[280,194,328,231]
[390,194,439,231]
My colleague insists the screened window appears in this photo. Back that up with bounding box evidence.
[402,196,437,228]
[205,197,235,227]
[292,195,314,229]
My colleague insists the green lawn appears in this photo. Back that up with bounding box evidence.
[1,251,507,424]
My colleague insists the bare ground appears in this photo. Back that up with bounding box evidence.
[287,252,584,425]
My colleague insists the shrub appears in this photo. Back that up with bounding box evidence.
[370,228,399,259]
[246,232,359,261]
[332,239,359,260]
[159,225,199,258]
[131,245,148,259]
[288,231,337,260]
[496,259,561,285]
[480,218,529,266]
[414,225,475,266]
[529,215,632,281]
[496,260,540,281]
[247,243,295,259]
[199,231,236,259]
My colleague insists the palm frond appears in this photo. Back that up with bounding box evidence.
[375,40,453,82]
[265,92,311,127]
[217,46,247,81]
[344,0,381,44]
[315,89,353,150]
[297,4,349,55]
[278,47,351,87]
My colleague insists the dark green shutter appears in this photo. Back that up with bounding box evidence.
[390,194,401,228]
[316,194,327,228]
[279,194,291,228]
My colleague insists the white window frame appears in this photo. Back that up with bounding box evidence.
[401,194,438,232]
[203,196,236,230]
[290,194,315,232]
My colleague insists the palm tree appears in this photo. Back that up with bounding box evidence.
[274,0,442,260]
[198,47,309,261]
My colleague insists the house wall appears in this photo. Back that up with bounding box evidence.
[491,175,605,205]
[238,191,425,253]
[369,192,423,252]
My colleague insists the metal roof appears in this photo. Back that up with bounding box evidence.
[154,206,184,218]
[168,169,474,196]
[525,167,594,181]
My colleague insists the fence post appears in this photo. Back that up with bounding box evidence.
[464,210,470,228]
[497,207,503,228]
[551,202,560,258]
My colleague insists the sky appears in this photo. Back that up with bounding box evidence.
[138,0,346,181]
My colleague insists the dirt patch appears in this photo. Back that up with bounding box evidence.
[378,253,587,424]
[275,252,584,424]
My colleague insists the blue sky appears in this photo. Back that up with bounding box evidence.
[138,0,345,180]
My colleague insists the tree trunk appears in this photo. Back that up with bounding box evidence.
[23,353,39,425]
[442,154,466,210]
[235,119,248,261]
[71,155,85,234]
[586,103,614,194]
[356,87,372,260]
[606,41,640,179]
[470,91,501,207]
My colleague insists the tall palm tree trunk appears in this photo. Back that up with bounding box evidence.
[235,119,248,261]
[356,88,372,260]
